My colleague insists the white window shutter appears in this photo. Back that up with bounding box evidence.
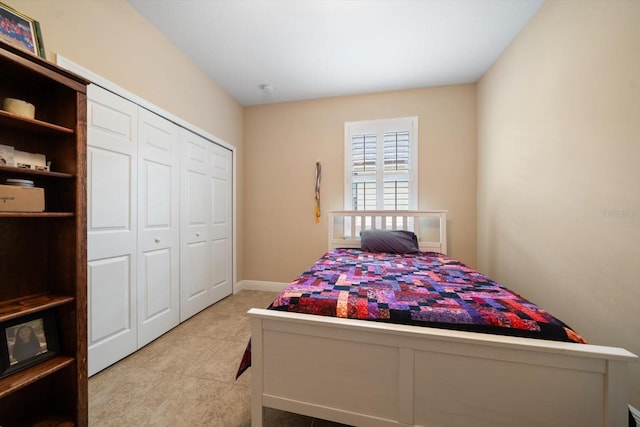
[345,117,417,212]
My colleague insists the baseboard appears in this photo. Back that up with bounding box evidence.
[234,280,288,293]
[631,405,640,426]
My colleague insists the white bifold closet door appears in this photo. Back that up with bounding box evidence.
[137,108,180,347]
[208,138,233,304]
[179,129,232,322]
[86,85,139,376]
[87,83,233,376]
[87,85,181,375]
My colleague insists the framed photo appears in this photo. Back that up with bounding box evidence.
[0,2,45,58]
[0,310,60,379]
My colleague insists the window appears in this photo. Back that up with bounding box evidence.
[345,117,418,211]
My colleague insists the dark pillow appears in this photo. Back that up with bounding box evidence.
[360,229,419,254]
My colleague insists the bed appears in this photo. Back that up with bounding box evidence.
[246,210,637,427]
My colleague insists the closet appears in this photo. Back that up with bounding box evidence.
[84,83,233,376]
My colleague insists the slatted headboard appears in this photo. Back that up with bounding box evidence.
[327,210,448,254]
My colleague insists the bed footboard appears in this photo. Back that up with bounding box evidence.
[249,308,637,427]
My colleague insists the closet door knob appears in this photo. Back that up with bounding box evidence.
[196,232,201,237]
[155,237,161,243]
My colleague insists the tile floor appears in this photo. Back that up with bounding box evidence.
[88,290,350,426]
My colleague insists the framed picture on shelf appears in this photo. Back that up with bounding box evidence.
[0,2,45,58]
[0,310,60,379]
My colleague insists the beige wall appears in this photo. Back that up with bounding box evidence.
[478,0,640,406]
[244,85,477,283]
[10,0,246,280]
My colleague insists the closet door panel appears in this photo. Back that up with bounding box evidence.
[184,241,209,297]
[87,149,132,245]
[137,109,180,347]
[209,143,233,303]
[141,248,172,320]
[211,239,230,287]
[87,256,132,373]
[210,178,229,239]
[87,85,138,376]
[187,172,209,227]
[180,129,212,321]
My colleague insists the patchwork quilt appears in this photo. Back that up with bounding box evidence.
[269,249,586,343]
[236,249,585,379]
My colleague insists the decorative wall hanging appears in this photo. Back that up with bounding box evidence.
[315,161,321,223]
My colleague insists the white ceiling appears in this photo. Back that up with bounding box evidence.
[129,0,543,106]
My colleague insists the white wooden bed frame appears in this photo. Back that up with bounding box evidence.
[249,210,637,427]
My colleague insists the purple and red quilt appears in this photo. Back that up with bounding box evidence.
[269,249,586,343]
[236,249,585,379]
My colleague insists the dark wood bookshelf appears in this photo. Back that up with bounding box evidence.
[0,39,88,426]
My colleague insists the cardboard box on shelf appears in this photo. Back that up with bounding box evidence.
[0,184,44,212]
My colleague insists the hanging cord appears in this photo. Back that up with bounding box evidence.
[315,161,321,223]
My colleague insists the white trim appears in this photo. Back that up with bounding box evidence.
[55,55,233,150]
[235,280,288,293]
[232,150,237,292]
[55,54,238,295]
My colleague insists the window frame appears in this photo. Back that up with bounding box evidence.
[344,116,418,211]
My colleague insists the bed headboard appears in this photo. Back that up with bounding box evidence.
[328,210,448,254]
